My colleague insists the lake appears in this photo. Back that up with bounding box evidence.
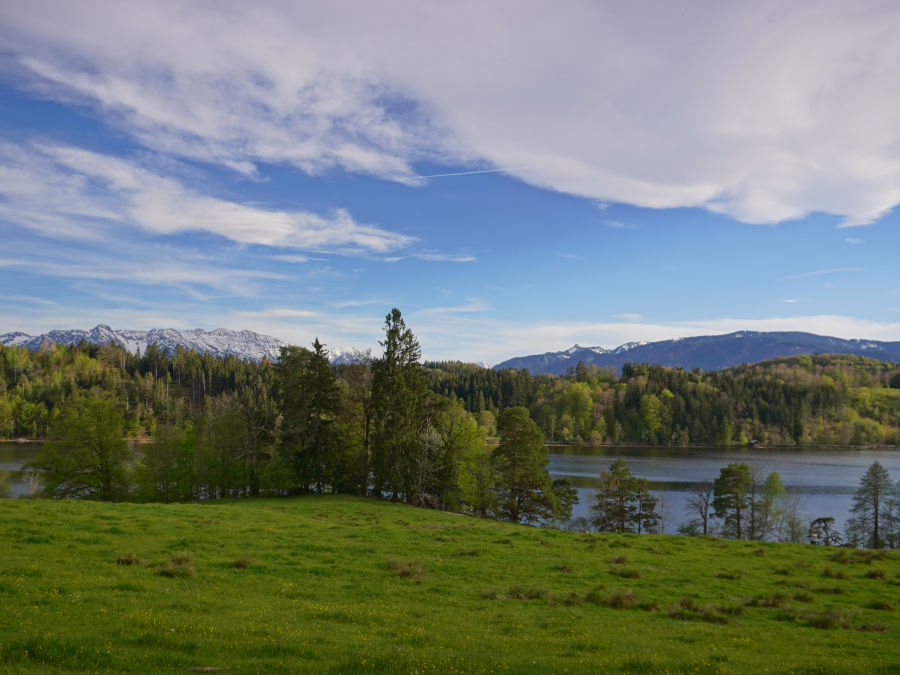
[0,441,41,497]
[4,441,899,538]
[548,445,900,535]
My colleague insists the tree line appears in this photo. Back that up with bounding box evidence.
[4,327,899,450]
[430,356,900,447]
[10,310,574,525]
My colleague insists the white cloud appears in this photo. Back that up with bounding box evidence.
[419,300,489,315]
[5,1,900,226]
[0,141,414,254]
[614,313,646,321]
[782,267,865,280]
[783,299,800,303]
[845,237,865,244]
[1,295,55,306]
[411,252,477,263]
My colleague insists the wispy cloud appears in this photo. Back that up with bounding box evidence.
[614,313,646,321]
[1,295,55,306]
[5,3,900,226]
[845,237,864,244]
[420,167,528,179]
[783,298,800,303]
[602,220,635,229]
[783,267,866,280]
[410,252,477,263]
[0,142,415,255]
[331,299,384,309]
[419,300,489,315]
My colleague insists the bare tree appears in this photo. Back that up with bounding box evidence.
[685,481,714,535]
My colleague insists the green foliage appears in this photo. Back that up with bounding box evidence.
[713,463,752,539]
[845,461,897,549]
[492,407,572,524]
[371,309,428,501]
[277,339,341,494]
[591,459,660,533]
[427,354,900,447]
[29,393,130,500]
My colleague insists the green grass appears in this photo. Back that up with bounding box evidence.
[1,496,899,673]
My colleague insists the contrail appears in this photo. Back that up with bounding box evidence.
[419,167,529,178]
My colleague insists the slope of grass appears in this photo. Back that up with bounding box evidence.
[1,496,899,673]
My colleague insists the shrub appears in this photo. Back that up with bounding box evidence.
[605,590,639,609]
[158,552,196,579]
[386,559,424,580]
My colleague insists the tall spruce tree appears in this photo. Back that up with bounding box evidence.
[845,461,893,548]
[370,309,427,501]
[713,463,752,539]
[276,339,341,493]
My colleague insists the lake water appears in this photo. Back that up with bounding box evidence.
[0,442,40,497]
[548,445,900,535]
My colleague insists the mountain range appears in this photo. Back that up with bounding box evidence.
[4,326,900,373]
[0,324,371,365]
[492,331,900,374]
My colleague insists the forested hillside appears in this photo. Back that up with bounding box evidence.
[430,354,900,446]
[4,335,900,450]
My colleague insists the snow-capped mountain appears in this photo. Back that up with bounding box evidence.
[327,346,372,365]
[0,324,288,362]
[493,331,900,374]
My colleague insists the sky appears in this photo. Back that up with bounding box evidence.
[1,0,899,365]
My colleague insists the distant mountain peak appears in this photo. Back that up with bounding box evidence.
[0,324,288,362]
[493,331,900,374]
[0,324,378,365]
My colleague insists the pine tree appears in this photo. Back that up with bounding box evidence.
[370,309,427,501]
[591,458,659,533]
[845,461,893,548]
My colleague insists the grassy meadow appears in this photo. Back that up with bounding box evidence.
[1,496,899,673]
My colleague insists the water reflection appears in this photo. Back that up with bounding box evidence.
[0,442,40,498]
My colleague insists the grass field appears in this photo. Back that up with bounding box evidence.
[1,496,899,673]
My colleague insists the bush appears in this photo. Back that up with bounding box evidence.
[158,552,196,578]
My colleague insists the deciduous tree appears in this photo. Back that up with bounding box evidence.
[30,393,131,500]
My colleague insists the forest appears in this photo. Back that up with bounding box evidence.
[2,310,900,525]
[430,354,900,447]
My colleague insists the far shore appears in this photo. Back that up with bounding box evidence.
[3,437,898,451]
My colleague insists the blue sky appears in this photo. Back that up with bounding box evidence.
[1,1,899,364]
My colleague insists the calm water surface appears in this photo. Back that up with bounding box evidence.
[0,442,40,497]
[548,445,900,534]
